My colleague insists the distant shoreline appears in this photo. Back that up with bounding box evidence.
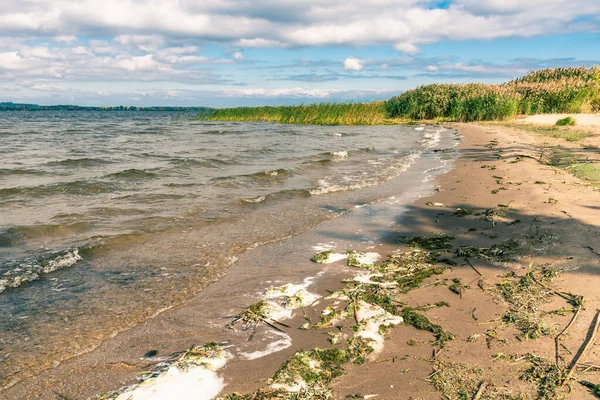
[0,102,211,112]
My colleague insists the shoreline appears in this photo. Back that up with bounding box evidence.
[3,121,600,399]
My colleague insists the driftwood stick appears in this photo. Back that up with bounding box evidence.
[473,381,487,400]
[353,297,360,324]
[263,320,286,334]
[555,297,585,366]
[577,364,600,370]
[563,309,600,385]
[267,317,291,328]
[530,274,575,303]
[465,258,482,276]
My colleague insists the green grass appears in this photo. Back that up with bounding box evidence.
[200,67,600,125]
[556,116,576,126]
[498,123,592,142]
[199,102,392,125]
[567,163,600,186]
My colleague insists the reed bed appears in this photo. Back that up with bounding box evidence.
[200,67,600,124]
[199,102,389,125]
[386,67,600,122]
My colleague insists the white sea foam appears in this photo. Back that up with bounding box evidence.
[0,249,82,294]
[354,252,381,265]
[239,331,292,360]
[309,153,419,196]
[356,301,403,354]
[354,273,397,288]
[114,348,231,400]
[241,195,266,204]
[331,151,349,158]
[311,243,336,252]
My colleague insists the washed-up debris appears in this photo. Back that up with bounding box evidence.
[454,208,472,217]
[346,251,381,268]
[399,235,454,251]
[455,239,521,262]
[520,354,569,399]
[311,251,347,264]
[426,202,445,207]
[401,308,454,346]
[495,271,555,340]
[481,204,511,226]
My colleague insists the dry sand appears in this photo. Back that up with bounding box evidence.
[518,113,600,127]
[2,121,599,399]
[331,122,600,399]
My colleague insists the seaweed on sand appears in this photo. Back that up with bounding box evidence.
[455,239,521,262]
[228,300,290,333]
[520,354,569,399]
[429,361,484,400]
[448,278,465,296]
[401,308,454,346]
[220,341,375,400]
[429,360,529,400]
[399,235,455,250]
[481,204,512,226]
[454,208,473,217]
[495,272,555,339]
[363,250,448,293]
[312,251,333,263]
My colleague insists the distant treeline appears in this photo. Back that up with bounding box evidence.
[0,102,212,112]
[200,67,600,124]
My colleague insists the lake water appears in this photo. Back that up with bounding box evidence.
[0,111,453,390]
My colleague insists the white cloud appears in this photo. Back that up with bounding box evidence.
[113,55,160,71]
[234,38,283,48]
[0,51,26,70]
[394,42,420,55]
[0,1,597,50]
[233,51,244,60]
[54,35,78,44]
[343,56,364,71]
[115,34,164,52]
[29,84,67,92]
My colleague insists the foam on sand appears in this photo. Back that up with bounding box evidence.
[111,344,231,400]
[355,301,403,354]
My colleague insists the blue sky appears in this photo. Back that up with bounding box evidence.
[0,0,599,107]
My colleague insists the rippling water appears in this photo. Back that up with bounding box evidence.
[0,110,451,389]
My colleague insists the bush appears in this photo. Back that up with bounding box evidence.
[555,116,576,126]
[385,84,521,122]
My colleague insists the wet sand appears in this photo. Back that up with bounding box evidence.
[3,122,600,399]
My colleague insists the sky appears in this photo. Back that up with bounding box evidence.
[0,0,599,107]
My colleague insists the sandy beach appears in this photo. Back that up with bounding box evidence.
[2,120,599,399]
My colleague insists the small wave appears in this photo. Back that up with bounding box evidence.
[107,169,158,180]
[0,168,48,177]
[240,195,266,204]
[240,189,312,205]
[0,180,118,198]
[422,130,442,148]
[330,151,349,159]
[46,158,112,167]
[168,158,237,169]
[0,249,82,295]
[246,168,291,179]
[309,153,419,196]
[0,222,91,246]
